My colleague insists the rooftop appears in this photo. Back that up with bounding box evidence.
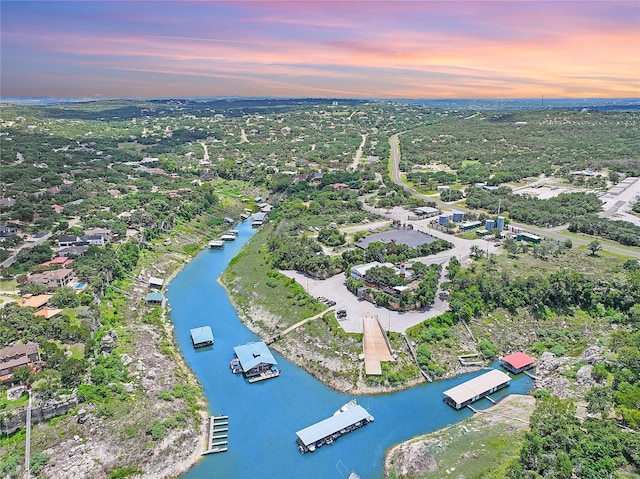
[233,341,277,370]
[296,405,372,446]
[501,352,536,370]
[356,229,437,249]
[190,326,213,345]
[443,369,511,405]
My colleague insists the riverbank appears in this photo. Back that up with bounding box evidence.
[384,394,536,478]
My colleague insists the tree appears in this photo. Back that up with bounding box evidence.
[470,245,485,260]
[49,286,78,308]
[585,386,614,416]
[588,239,602,256]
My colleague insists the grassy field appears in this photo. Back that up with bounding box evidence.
[557,228,640,254]
[385,395,535,479]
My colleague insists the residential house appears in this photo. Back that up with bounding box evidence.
[34,308,62,319]
[58,235,80,248]
[0,226,17,238]
[0,342,40,382]
[51,205,65,214]
[58,245,89,257]
[28,269,74,290]
[17,294,52,309]
[40,257,74,268]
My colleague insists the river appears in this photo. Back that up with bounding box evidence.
[167,220,532,479]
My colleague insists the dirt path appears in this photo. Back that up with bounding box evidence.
[349,133,367,170]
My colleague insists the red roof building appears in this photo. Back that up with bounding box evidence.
[500,352,536,374]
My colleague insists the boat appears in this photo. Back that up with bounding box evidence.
[334,399,357,415]
[229,358,242,373]
[307,443,316,452]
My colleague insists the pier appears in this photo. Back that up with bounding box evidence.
[203,415,229,455]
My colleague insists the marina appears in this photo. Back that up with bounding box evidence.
[168,221,533,479]
[295,400,374,453]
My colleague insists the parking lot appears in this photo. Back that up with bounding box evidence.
[280,270,450,334]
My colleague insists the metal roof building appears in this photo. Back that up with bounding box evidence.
[295,405,372,447]
[145,292,164,304]
[355,229,437,249]
[443,369,511,409]
[500,352,536,374]
[190,326,214,348]
[233,341,277,376]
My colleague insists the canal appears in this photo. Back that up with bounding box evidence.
[167,220,532,479]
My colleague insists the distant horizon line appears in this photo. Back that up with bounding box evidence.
[1,96,639,108]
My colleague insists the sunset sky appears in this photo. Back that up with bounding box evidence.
[1,1,639,99]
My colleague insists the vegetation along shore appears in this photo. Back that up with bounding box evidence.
[1,98,639,478]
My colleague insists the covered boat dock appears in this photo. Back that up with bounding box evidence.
[443,369,511,410]
[190,326,214,348]
[500,352,536,374]
[295,404,373,453]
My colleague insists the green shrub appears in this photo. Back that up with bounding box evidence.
[109,465,143,479]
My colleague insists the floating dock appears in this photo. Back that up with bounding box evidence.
[220,234,236,241]
[208,240,224,249]
[295,401,374,453]
[203,415,229,455]
[248,369,281,383]
[190,326,213,348]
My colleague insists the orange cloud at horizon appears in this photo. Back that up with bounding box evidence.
[1,1,638,98]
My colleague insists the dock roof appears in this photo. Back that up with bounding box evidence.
[233,341,277,370]
[145,292,164,302]
[296,405,372,446]
[501,352,535,370]
[443,369,511,406]
[190,326,213,345]
[148,277,164,287]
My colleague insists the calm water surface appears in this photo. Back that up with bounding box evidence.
[168,221,532,479]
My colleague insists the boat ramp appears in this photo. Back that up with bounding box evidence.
[203,415,229,455]
[295,400,374,453]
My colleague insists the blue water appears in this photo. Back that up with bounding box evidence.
[167,220,533,479]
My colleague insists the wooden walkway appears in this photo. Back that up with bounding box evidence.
[266,307,334,344]
[202,415,229,455]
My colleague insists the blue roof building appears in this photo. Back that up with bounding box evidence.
[145,292,164,304]
[190,326,214,348]
[233,342,277,377]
